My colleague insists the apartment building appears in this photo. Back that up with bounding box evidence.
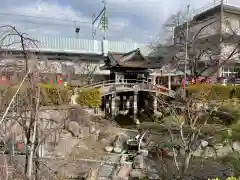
[174,1,240,79]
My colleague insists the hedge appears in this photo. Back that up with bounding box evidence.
[39,84,71,105]
[187,84,240,100]
[76,88,101,108]
[0,83,71,106]
[0,84,102,107]
[209,178,240,180]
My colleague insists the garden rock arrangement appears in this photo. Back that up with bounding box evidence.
[102,132,240,179]
[179,139,240,158]
[103,133,161,180]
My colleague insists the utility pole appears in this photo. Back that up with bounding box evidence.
[103,0,107,40]
[218,0,224,77]
[183,5,190,99]
[92,0,108,40]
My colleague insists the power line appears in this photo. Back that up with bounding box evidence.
[0,11,89,24]
[0,11,123,28]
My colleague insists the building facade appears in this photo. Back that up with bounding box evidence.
[174,1,240,80]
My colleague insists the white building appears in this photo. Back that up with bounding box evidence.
[174,0,240,79]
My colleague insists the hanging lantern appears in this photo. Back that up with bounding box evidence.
[57,74,63,84]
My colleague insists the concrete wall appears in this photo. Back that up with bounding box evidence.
[224,12,240,34]
[190,17,220,39]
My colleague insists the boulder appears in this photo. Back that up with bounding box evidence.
[148,173,160,180]
[117,164,132,179]
[114,134,128,148]
[233,141,240,152]
[193,147,203,157]
[105,146,113,152]
[114,146,123,153]
[201,140,209,148]
[67,121,81,138]
[139,149,148,156]
[204,147,216,158]
[214,143,223,150]
[81,127,90,137]
[130,169,146,178]
[216,145,232,157]
[167,148,178,157]
[89,126,96,134]
[133,154,146,169]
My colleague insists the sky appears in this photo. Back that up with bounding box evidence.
[0,0,216,44]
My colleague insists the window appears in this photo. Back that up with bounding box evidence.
[222,67,238,78]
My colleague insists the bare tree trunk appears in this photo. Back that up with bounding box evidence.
[24,133,31,174]
[34,133,40,180]
[180,150,192,178]
[27,87,40,179]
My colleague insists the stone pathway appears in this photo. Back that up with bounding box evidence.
[97,154,122,180]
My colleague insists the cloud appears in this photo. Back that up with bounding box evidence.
[0,0,215,44]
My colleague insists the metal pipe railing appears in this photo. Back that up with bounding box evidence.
[193,0,240,17]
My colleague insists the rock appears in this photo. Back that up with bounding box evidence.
[167,148,178,157]
[67,121,81,138]
[114,146,123,153]
[214,143,223,150]
[148,141,156,148]
[117,163,132,179]
[139,140,147,148]
[204,147,216,158]
[89,126,96,134]
[193,147,203,157]
[216,145,232,157]
[148,173,160,180]
[85,108,95,115]
[81,127,90,137]
[139,149,148,156]
[98,132,116,144]
[133,154,145,169]
[105,146,113,152]
[233,141,240,152]
[201,140,209,148]
[114,134,128,148]
[130,169,146,178]
[135,119,140,125]
[76,142,88,150]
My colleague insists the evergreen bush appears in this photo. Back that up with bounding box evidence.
[187,84,234,100]
[76,88,101,108]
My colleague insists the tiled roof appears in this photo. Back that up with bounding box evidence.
[107,48,150,68]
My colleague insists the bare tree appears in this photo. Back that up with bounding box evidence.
[151,10,240,82]
[136,88,230,179]
[0,25,40,73]
[0,25,104,180]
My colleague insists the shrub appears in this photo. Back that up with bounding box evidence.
[231,86,240,98]
[208,178,240,180]
[39,84,71,105]
[0,83,71,106]
[76,88,101,108]
[187,84,233,100]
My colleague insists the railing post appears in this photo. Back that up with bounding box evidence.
[111,93,116,117]
[106,96,110,115]
[153,93,157,115]
[168,72,172,90]
[133,91,140,124]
